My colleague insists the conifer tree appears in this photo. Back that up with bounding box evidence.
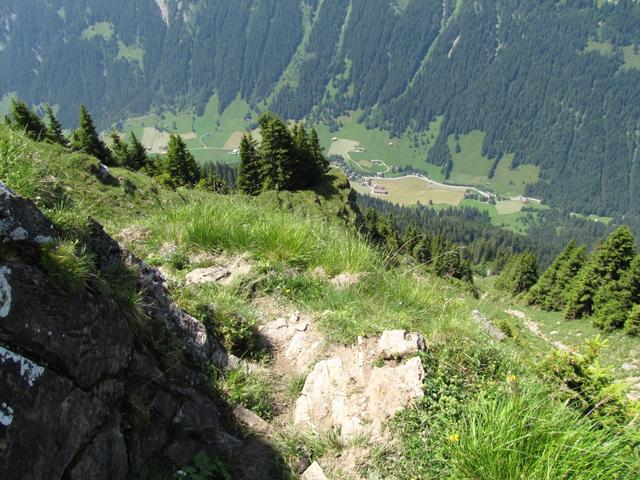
[110,131,128,166]
[565,226,635,319]
[71,105,112,164]
[126,132,148,171]
[44,105,68,147]
[527,241,577,308]
[165,134,200,187]
[593,280,632,331]
[309,128,329,179]
[547,245,587,311]
[495,252,539,294]
[238,133,262,195]
[9,99,47,141]
[259,112,294,190]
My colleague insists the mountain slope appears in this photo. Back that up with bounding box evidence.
[1,2,639,230]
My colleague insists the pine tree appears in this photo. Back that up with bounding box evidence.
[291,123,311,189]
[565,226,635,320]
[110,131,128,166]
[165,134,200,187]
[9,99,47,141]
[44,105,68,147]
[126,132,148,171]
[259,112,294,190]
[547,245,587,311]
[238,133,262,195]
[309,128,329,180]
[495,252,539,294]
[71,105,112,164]
[593,280,632,331]
[527,241,577,308]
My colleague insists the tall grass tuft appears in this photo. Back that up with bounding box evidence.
[449,383,638,480]
[145,196,377,274]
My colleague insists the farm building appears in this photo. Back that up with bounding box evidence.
[373,185,389,195]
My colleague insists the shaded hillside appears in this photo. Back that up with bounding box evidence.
[1,0,639,218]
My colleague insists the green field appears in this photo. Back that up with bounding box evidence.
[622,45,640,70]
[81,22,114,40]
[458,199,548,233]
[585,40,615,56]
[447,131,539,196]
[314,111,443,178]
[116,40,144,68]
[122,95,255,164]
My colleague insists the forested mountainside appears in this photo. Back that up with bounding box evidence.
[2,0,640,219]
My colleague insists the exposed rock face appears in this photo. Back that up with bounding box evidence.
[0,184,247,479]
[185,254,252,286]
[301,461,328,480]
[293,330,425,442]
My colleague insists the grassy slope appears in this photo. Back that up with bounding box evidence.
[3,126,637,478]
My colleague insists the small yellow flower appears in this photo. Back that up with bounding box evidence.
[506,374,517,383]
[285,288,291,293]
[448,433,460,443]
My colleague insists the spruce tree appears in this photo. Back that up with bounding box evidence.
[495,252,539,294]
[110,131,128,166]
[238,133,262,195]
[126,132,148,171]
[309,128,329,180]
[165,134,200,187]
[527,241,577,308]
[9,99,47,141]
[44,105,68,147]
[565,226,635,319]
[259,112,294,190]
[71,105,113,164]
[547,245,587,311]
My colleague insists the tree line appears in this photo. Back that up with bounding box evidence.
[497,225,640,337]
[5,98,227,192]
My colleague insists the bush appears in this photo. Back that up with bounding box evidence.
[624,305,640,336]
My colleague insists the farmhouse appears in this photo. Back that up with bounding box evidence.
[373,185,389,195]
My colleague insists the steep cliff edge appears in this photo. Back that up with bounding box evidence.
[0,183,267,479]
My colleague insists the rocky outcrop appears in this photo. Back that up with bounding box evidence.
[293,331,425,442]
[0,184,263,479]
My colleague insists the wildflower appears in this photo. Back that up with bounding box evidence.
[506,374,517,383]
[448,433,460,443]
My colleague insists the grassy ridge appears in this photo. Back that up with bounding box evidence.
[1,126,637,478]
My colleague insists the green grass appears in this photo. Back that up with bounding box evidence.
[81,22,114,40]
[116,40,144,68]
[217,366,275,420]
[139,194,376,276]
[585,40,615,56]
[448,132,539,196]
[491,154,540,197]
[313,111,441,175]
[622,45,640,71]
[449,385,636,480]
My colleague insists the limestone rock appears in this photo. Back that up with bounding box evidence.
[185,255,252,286]
[301,462,328,480]
[377,329,425,357]
[294,331,425,442]
[472,310,507,341]
[233,405,273,436]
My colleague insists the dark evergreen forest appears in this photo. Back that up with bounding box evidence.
[1,0,639,219]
